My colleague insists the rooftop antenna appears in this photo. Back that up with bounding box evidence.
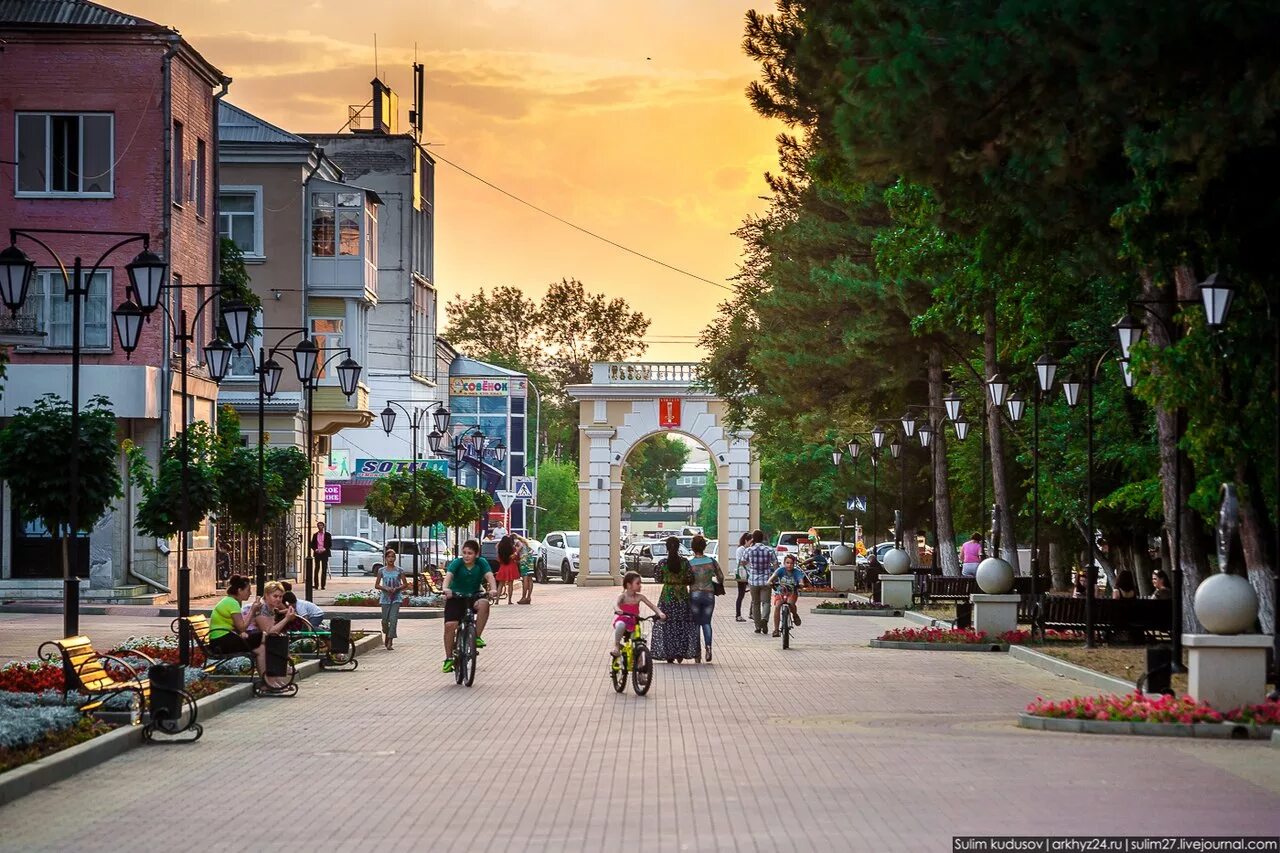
[374,33,379,78]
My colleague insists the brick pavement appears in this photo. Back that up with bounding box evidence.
[1,584,1277,852]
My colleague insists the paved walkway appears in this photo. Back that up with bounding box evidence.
[2,584,1277,851]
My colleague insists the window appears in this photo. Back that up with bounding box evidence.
[310,317,344,380]
[15,113,114,196]
[337,192,361,256]
[172,121,184,205]
[311,193,335,256]
[18,269,110,349]
[195,139,207,217]
[218,188,263,257]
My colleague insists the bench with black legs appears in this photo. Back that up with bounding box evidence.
[1039,595,1173,643]
[173,615,299,697]
[922,576,1040,624]
[282,616,358,671]
[39,635,201,742]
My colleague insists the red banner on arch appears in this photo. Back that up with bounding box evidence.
[659,398,681,429]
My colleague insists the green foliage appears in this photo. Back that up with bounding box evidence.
[696,475,718,538]
[364,467,458,529]
[218,238,262,340]
[448,488,492,529]
[532,460,579,535]
[0,394,122,540]
[125,421,221,538]
[621,436,690,512]
[213,405,308,531]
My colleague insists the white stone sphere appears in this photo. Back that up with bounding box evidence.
[882,548,911,575]
[976,557,1014,594]
[831,544,855,566]
[1194,573,1259,635]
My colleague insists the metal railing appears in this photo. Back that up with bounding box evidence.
[593,362,701,384]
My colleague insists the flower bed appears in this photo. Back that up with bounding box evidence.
[332,590,442,607]
[871,626,1007,652]
[0,660,62,693]
[816,600,893,611]
[999,629,1086,645]
[1026,693,1280,725]
[0,715,113,775]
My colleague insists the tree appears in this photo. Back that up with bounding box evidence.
[0,394,122,579]
[219,238,262,340]
[364,467,458,531]
[447,488,492,531]
[621,436,690,512]
[214,405,308,530]
[532,459,579,535]
[124,421,220,538]
[696,475,718,538]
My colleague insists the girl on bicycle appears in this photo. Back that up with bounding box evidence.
[612,571,664,658]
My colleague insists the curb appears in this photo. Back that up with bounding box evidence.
[1016,713,1274,740]
[1006,645,1155,697]
[0,633,386,806]
[810,608,902,617]
[869,639,1007,652]
[797,591,847,599]
[901,610,956,629]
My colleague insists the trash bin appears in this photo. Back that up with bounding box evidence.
[1144,645,1173,695]
[148,663,185,730]
[954,602,973,630]
[329,617,351,655]
[265,634,290,677]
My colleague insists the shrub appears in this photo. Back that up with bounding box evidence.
[878,627,993,644]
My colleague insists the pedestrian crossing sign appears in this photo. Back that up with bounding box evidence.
[513,477,536,500]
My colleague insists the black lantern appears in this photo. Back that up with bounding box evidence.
[125,248,168,311]
[953,417,970,441]
[261,358,284,398]
[889,440,902,460]
[203,338,233,382]
[454,440,467,463]
[380,406,397,435]
[1119,358,1136,389]
[293,337,319,383]
[432,406,452,434]
[943,389,962,421]
[222,301,252,349]
[1062,379,1082,408]
[491,440,507,464]
[0,244,34,314]
[112,299,146,355]
[1198,272,1234,328]
[846,440,862,460]
[1006,392,1027,423]
[871,425,886,449]
[986,373,1009,408]
[1113,313,1143,359]
[428,429,445,455]
[918,423,933,447]
[832,449,843,466]
[1034,354,1058,394]
[336,357,361,397]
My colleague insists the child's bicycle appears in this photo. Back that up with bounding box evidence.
[610,613,656,695]
[774,582,799,649]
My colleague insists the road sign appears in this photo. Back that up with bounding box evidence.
[496,490,516,510]
[846,496,867,512]
[513,477,536,500]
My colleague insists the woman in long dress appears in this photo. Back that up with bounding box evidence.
[649,536,701,663]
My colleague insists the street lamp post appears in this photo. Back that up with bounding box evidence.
[380,401,451,596]
[113,284,245,664]
[1,230,166,638]
[1031,354,1059,634]
[303,349,362,601]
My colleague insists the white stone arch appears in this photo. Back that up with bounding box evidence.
[567,364,759,585]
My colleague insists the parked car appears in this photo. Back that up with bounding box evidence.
[856,541,897,567]
[382,538,451,570]
[329,535,385,576]
[541,531,580,583]
[705,539,718,560]
[522,538,549,582]
[622,541,662,579]
[774,530,810,559]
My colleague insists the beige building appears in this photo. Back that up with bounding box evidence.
[216,102,376,585]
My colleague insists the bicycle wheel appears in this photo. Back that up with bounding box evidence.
[781,604,792,650]
[463,625,478,687]
[611,644,628,693]
[632,643,653,695]
[454,622,469,685]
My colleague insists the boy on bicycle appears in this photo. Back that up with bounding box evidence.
[441,539,497,673]
[768,553,805,637]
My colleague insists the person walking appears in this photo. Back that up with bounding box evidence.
[960,532,982,577]
[515,533,536,604]
[688,535,724,662]
[742,529,779,634]
[649,536,700,663]
[734,531,751,622]
[375,547,406,650]
[495,535,521,604]
[312,521,332,590]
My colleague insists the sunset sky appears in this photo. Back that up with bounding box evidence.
[125,0,781,361]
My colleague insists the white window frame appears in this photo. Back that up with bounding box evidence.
[218,186,264,259]
[14,112,115,198]
[309,316,345,383]
[17,268,112,352]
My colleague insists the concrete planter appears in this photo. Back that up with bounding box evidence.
[869,639,1007,652]
[1017,713,1275,740]
[830,566,857,592]
[797,590,846,598]
[812,607,902,617]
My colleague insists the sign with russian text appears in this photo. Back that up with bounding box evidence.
[450,377,527,397]
[353,458,449,480]
[659,398,681,429]
[324,484,342,503]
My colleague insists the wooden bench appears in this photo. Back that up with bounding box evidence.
[1039,595,1173,642]
[38,635,201,741]
[924,576,1040,623]
[282,616,359,671]
[174,615,299,697]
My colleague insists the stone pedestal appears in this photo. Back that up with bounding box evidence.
[971,593,1019,636]
[830,566,857,592]
[880,575,915,608]
[1184,633,1271,710]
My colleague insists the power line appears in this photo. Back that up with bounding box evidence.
[430,151,734,293]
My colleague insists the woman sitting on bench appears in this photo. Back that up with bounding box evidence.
[209,575,294,689]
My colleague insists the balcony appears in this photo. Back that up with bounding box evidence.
[592,362,702,384]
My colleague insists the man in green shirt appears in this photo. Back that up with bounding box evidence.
[441,539,497,672]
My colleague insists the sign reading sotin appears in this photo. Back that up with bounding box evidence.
[353,458,449,480]
[449,376,527,397]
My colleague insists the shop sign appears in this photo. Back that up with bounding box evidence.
[450,377,526,396]
[353,458,449,480]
